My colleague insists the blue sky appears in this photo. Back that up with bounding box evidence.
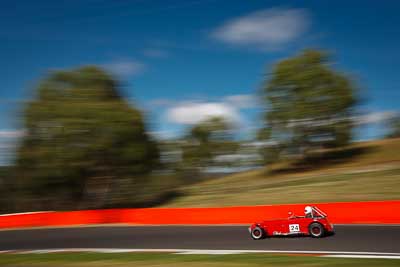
[1,0,400,163]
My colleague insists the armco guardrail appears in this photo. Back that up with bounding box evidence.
[0,200,399,229]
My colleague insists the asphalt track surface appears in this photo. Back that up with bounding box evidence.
[0,225,398,253]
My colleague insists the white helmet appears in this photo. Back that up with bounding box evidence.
[304,206,312,215]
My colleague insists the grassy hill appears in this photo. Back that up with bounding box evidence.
[163,138,400,207]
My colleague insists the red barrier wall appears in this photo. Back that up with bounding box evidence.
[120,200,400,225]
[0,200,399,229]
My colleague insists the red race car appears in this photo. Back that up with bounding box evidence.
[249,206,334,239]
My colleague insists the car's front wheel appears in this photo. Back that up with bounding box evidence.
[308,222,325,238]
[251,226,265,240]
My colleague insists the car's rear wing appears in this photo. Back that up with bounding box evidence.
[312,206,328,217]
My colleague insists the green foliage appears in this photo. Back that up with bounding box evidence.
[386,115,400,138]
[0,166,16,212]
[181,117,238,174]
[262,50,358,161]
[255,128,279,164]
[256,128,271,141]
[14,66,160,211]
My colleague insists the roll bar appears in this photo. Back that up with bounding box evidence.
[312,206,327,218]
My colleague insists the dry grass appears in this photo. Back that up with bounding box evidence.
[163,138,400,207]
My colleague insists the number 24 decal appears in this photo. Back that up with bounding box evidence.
[289,224,300,232]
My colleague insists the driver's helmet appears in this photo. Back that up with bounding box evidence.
[304,206,312,216]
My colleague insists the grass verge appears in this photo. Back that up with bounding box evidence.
[0,253,398,267]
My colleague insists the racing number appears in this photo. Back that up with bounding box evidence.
[289,224,300,233]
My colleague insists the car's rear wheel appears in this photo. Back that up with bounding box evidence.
[251,226,265,240]
[308,222,325,238]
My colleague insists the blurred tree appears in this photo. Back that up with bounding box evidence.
[255,128,278,164]
[262,50,357,161]
[256,127,271,141]
[181,117,237,175]
[15,66,159,211]
[0,166,16,212]
[386,115,400,138]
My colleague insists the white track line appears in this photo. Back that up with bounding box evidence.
[1,249,399,259]
[323,255,400,259]
[0,211,54,217]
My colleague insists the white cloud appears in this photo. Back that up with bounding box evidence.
[212,8,310,48]
[155,94,262,126]
[151,94,257,109]
[223,94,258,109]
[104,60,145,77]
[353,111,398,125]
[0,130,25,138]
[149,130,179,140]
[166,102,241,125]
